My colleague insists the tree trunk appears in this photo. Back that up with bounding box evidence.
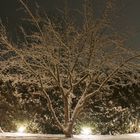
[63,123,73,138]
[136,117,140,132]
[65,131,73,138]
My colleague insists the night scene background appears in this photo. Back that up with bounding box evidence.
[0,0,140,139]
[0,0,140,50]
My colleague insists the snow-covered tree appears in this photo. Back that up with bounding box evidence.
[0,79,41,132]
[85,69,140,134]
[0,0,140,137]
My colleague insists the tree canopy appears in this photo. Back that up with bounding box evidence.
[0,0,140,137]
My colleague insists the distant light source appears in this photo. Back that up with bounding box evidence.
[81,127,92,135]
[18,126,26,133]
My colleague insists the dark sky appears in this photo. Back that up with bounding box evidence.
[0,0,140,50]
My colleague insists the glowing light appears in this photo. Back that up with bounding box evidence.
[81,127,92,135]
[17,126,26,133]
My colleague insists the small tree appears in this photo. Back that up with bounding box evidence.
[0,79,42,133]
[0,0,140,137]
[76,69,140,135]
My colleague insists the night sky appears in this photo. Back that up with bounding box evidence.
[0,0,140,50]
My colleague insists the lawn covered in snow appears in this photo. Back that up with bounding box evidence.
[0,133,140,140]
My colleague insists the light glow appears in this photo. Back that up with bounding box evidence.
[17,126,26,133]
[80,127,92,135]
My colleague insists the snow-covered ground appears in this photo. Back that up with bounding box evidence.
[0,133,140,140]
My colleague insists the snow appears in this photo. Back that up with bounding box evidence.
[0,133,140,140]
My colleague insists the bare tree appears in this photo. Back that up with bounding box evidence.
[0,0,140,137]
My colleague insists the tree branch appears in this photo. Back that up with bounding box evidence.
[84,54,140,101]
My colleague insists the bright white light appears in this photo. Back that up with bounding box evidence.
[18,126,26,133]
[81,127,92,135]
